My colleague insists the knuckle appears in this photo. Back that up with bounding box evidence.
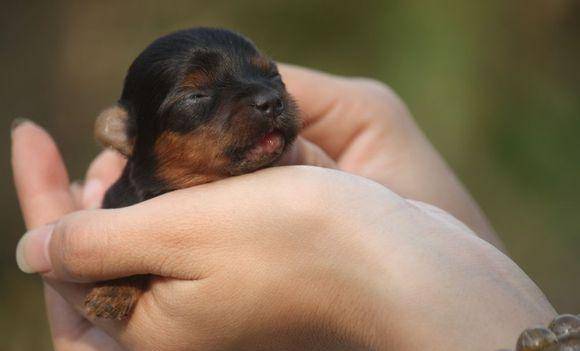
[53,212,105,280]
[348,77,411,127]
[351,77,395,99]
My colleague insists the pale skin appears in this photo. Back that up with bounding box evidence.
[12,65,555,351]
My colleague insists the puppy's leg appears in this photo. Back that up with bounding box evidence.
[84,276,146,320]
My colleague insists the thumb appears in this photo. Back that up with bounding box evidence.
[14,207,178,282]
[15,185,223,283]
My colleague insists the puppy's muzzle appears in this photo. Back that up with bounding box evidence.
[251,89,284,119]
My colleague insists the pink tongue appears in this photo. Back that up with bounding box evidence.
[259,131,283,153]
[247,131,284,161]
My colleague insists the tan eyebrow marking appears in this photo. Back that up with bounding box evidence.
[182,70,213,89]
[250,55,272,71]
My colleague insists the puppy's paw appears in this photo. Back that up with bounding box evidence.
[84,278,144,320]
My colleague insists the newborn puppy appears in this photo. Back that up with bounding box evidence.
[89,27,300,319]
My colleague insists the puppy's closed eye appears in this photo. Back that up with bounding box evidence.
[188,92,211,101]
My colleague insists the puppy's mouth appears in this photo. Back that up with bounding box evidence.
[244,129,286,164]
[226,103,300,175]
[227,128,290,175]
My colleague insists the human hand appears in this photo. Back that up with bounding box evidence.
[14,124,554,351]
[278,64,501,248]
[11,121,125,351]
[13,64,518,350]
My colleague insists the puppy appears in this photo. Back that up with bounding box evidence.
[89,27,300,320]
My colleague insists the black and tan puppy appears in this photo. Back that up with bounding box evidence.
[89,27,300,319]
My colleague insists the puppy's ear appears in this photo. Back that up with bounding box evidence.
[94,105,134,157]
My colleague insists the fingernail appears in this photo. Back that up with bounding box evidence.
[82,179,103,209]
[16,224,54,274]
[11,117,30,131]
[11,117,32,132]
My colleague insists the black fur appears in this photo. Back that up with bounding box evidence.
[102,27,299,209]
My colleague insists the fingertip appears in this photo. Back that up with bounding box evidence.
[88,149,126,173]
[82,179,104,209]
[86,149,126,190]
[10,118,44,143]
[15,232,32,273]
[16,224,54,274]
[11,117,33,133]
[11,119,60,163]
[11,118,75,228]
[69,180,84,208]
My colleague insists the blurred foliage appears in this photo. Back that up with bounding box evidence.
[1,1,578,349]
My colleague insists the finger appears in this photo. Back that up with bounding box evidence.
[44,281,125,351]
[70,181,84,209]
[45,283,93,351]
[82,150,126,209]
[11,120,102,349]
[15,167,344,282]
[45,279,95,319]
[276,136,338,168]
[279,65,502,248]
[279,64,391,159]
[11,119,77,229]
[279,64,347,128]
[15,203,211,281]
[12,120,77,273]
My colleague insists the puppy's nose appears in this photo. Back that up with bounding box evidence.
[252,91,284,118]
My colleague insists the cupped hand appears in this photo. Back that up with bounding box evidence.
[278,64,500,247]
[14,123,554,351]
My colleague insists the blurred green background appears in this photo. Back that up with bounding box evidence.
[1,1,579,349]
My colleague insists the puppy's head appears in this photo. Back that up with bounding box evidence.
[96,28,299,188]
